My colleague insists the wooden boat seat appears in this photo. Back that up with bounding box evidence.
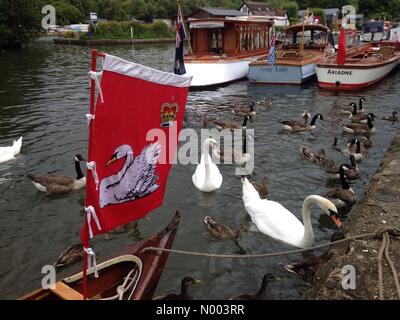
[50,281,84,300]
[379,46,395,59]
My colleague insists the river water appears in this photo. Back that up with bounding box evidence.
[0,40,399,300]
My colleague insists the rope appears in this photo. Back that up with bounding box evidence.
[378,232,400,300]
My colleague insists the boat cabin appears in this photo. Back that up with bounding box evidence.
[186,18,273,59]
[282,24,329,52]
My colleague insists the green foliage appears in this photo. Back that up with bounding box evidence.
[282,1,299,18]
[52,1,85,25]
[63,30,79,38]
[85,20,174,39]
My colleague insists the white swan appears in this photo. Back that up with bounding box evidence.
[99,142,161,208]
[192,138,223,192]
[0,136,22,163]
[242,178,342,248]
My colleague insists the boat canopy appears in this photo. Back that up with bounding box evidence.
[285,24,329,33]
[363,21,384,34]
[190,21,225,29]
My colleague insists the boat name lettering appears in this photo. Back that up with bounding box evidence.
[260,66,288,73]
[327,69,353,76]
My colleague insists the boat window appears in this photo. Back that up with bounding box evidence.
[208,28,224,54]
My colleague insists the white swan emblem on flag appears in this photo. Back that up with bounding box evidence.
[99,142,161,208]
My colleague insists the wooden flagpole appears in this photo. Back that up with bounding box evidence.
[177,0,192,54]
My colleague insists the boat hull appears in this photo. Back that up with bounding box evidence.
[19,211,180,300]
[184,56,263,88]
[248,62,317,84]
[316,57,400,91]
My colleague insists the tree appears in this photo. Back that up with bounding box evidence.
[0,0,45,49]
[283,1,299,19]
[53,1,85,25]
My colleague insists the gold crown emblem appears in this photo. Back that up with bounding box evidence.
[160,103,179,127]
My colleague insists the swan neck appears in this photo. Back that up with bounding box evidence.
[301,197,315,245]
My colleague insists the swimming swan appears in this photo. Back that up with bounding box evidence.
[192,138,223,192]
[242,178,342,248]
[0,136,22,163]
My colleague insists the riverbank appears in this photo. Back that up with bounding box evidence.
[53,38,176,46]
[306,130,400,300]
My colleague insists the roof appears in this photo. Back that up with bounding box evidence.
[298,8,340,17]
[286,24,329,33]
[240,1,272,13]
[193,7,245,17]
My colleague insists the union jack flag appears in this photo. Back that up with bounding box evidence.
[268,32,276,65]
[174,5,186,75]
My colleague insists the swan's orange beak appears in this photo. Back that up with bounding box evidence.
[330,214,343,228]
[106,155,117,166]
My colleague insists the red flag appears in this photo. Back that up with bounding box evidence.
[81,54,191,244]
[337,28,346,65]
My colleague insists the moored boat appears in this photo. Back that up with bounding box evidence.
[248,24,331,84]
[19,211,180,300]
[184,17,272,88]
[316,42,400,91]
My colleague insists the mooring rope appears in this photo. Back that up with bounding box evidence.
[143,226,400,299]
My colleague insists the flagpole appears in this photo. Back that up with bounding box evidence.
[301,8,308,55]
[177,0,192,54]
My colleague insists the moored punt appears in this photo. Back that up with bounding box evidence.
[316,42,400,91]
[248,24,330,84]
[19,211,180,300]
[184,17,272,88]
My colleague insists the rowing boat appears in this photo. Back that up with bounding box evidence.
[19,211,180,300]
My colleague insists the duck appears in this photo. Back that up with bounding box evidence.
[28,154,86,194]
[362,134,373,149]
[300,147,334,168]
[212,134,250,166]
[331,137,341,152]
[343,138,367,161]
[350,112,376,124]
[153,277,202,300]
[53,243,84,268]
[231,274,279,300]
[0,136,22,164]
[382,111,398,122]
[302,108,311,124]
[250,176,269,199]
[212,115,250,131]
[343,114,375,135]
[300,146,315,162]
[281,114,324,132]
[242,178,342,248]
[232,102,256,117]
[325,165,357,210]
[326,156,359,180]
[258,99,273,108]
[284,232,346,282]
[192,138,223,192]
[203,216,246,240]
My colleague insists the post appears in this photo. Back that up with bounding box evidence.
[301,8,308,54]
[130,27,133,45]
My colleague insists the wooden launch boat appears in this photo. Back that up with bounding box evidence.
[316,42,400,91]
[248,24,330,84]
[19,211,180,300]
[184,17,272,88]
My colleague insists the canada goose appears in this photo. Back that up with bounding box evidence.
[325,165,357,210]
[343,138,367,160]
[242,178,342,248]
[53,243,84,268]
[326,156,359,180]
[212,135,251,166]
[284,232,345,282]
[250,176,269,199]
[0,136,22,164]
[258,99,273,107]
[350,112,376,124]
[213,115,250,130]
[343,114,375,135]
[382,111,398,122]
[232,102,256,117]
[340,102,358,115]
[28,154,86,194]
[192,138,223,192]
[231,274,280,300]
[281,114,324,132]
[302,108,311,123]
[203,216,246,240]
[153,277,202,300]
[331,137,341,151]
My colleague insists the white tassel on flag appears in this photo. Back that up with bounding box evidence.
[84,247,99,278]
[85,206,101,239]
[86,113,95,125]
[88,71,104,103]
[86,161,99,190]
